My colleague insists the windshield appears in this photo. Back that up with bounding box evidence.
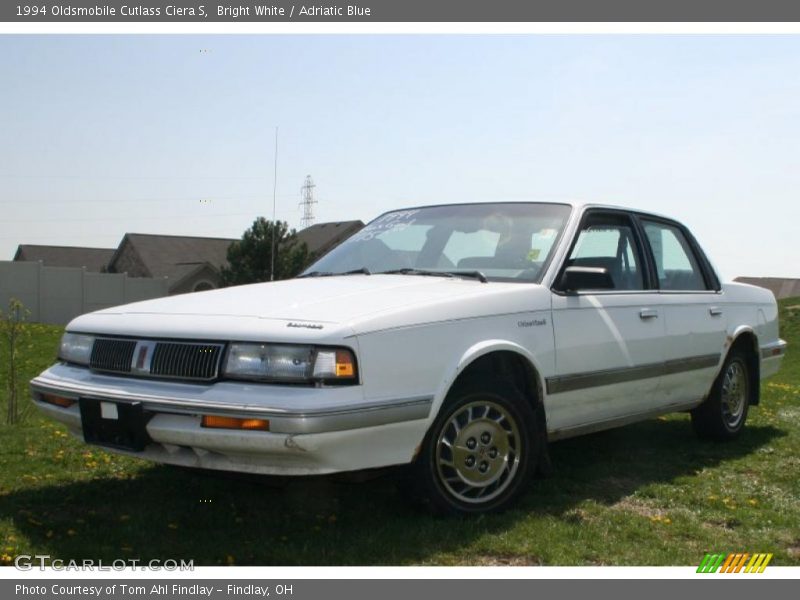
[302,203,572,283]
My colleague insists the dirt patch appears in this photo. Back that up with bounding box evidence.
[611,496,666,519]
[472,553,543,566]
[562,507,592,524]
[702,517,741,531]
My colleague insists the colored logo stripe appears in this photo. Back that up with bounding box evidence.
[697,553,772,573]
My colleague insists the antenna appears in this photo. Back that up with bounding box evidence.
[299,175,317,229]
[270,127,278,282]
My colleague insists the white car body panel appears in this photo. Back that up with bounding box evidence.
[31,202,787,476]
[548,291,665,432]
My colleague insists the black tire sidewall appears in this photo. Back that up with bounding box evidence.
[692,349,751,440]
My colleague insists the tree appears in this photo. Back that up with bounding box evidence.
[219,218,309,286]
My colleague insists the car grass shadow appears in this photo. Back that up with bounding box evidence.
[1,418,784,565]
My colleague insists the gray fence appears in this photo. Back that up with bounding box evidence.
[0,261,169,325]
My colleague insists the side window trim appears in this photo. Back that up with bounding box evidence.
[552,209,654,294]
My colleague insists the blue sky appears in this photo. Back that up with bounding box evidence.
[1,35,798,278]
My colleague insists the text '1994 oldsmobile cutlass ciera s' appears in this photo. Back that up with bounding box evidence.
[32,202,787,514]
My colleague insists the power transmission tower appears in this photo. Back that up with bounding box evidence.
[299,175,317,229]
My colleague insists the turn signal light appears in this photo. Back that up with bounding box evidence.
[201,415,270,431]
[335,350,355,377]
[40,394,76,409]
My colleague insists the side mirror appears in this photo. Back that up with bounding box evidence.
[559,266,614,293]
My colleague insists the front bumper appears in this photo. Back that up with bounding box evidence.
[760,339,787,379]
[31,363,432,475]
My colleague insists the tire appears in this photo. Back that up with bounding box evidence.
[691,349,751,441]
[405,377,539,515]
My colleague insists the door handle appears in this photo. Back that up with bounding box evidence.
[639,308,659,320]
[709,307,723,316]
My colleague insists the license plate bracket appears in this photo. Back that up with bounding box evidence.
[79,398,151,452]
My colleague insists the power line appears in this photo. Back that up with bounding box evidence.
[0,174,272,181]
[1,211,260,224]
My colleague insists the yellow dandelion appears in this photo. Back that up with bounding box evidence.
[66,529,76,536]
[167,523,178,530]
[226,555,235,565]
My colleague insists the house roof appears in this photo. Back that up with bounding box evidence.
[13,244,116,272]
[295,220,364,258]
[109,233,236,282]
[735,277,800,300]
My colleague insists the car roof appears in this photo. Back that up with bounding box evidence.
[381,200,679,224]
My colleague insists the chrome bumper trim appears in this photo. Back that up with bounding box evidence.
[30,376,432,434]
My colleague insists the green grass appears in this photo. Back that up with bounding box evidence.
[1,300,799,566]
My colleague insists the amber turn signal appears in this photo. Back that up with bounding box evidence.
[335,350,355,377]
[201,415,270,431]
[40,393,76,408]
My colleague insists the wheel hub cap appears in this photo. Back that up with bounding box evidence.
[721,360,747,428]
[435,400,521,504]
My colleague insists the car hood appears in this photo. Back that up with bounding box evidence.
[68,275,549,341]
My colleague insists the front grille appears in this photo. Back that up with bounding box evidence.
[150,342,222,380]
[89,338,224,382]
[90,338,136,373]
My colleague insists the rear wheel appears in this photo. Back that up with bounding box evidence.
[691,349,751,440]
[406,378,539,515]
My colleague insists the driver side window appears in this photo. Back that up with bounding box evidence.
[567,218,644,291]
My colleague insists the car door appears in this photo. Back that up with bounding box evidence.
[639,217,727,406]
[547,210,666,434]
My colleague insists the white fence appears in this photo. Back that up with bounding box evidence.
[0,261,169,325]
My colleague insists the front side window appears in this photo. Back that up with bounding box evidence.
[566,216,644,291]
[303,203,572,283]
[642,220,708,291]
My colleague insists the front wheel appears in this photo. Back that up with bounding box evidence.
[406,379,539,515]
[691,350,751,440]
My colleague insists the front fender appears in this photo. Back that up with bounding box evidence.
[427,339,548,427]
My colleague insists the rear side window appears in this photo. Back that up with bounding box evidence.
[642,220,708,291]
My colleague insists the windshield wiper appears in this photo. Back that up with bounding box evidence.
[378,268,488,283]
[378,268,456,279]
[447,270,488,283]
[297,267,371,278]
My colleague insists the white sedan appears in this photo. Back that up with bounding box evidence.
[31,202,786,514]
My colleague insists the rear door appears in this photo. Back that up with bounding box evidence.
[547,210,666,434]
[638,218,726,406]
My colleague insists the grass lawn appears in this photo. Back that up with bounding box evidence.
[1,299,798,566]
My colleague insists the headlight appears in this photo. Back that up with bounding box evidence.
[223,343,358,384]
[58,333,95,366]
